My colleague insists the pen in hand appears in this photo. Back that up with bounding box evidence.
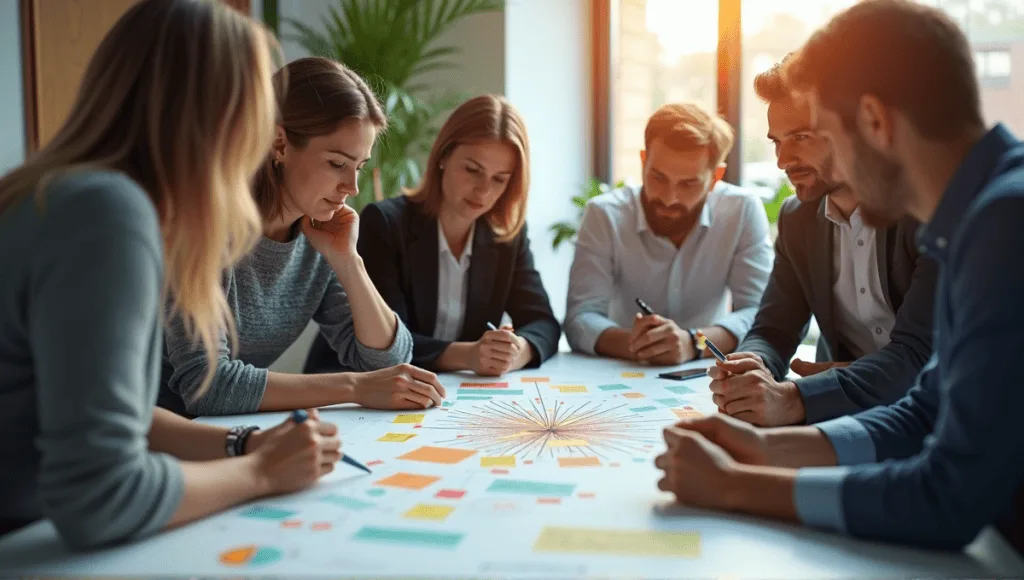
[290,409,371,474]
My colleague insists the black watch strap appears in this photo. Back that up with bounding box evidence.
[688,328,702,361]
[225,425,260,457]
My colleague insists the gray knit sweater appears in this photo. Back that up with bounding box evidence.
[159,232,413,416]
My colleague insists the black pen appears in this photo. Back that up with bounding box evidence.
[291,409,371,474]
[634,297,655,316]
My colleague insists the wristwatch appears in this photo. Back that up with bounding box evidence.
[225,425,260,457]
[688,328,702,361]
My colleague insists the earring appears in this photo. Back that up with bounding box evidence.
[439,163,445,171]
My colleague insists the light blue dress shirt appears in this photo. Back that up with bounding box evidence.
[565,183,774,354]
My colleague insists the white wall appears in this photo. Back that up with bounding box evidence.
[0,2,25,174]
[505,0,593,323]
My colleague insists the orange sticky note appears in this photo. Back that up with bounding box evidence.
[398,446,478,465]
[375,472,441,490]
[621,372,645,379]
[521,377,550,383]
[673,409,705,421]
[622,392,645,399]
[558,456,601,468]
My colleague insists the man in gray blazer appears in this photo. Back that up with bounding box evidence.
[708,55,938,426]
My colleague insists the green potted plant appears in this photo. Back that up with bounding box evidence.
[285,0,504,211]
[549,178,625,250]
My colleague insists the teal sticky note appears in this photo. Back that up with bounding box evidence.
[442,401,454,408]
[633,457,648,463]
[665,385,696,395]
[321,495,375,510]
[598,384,630,391]
[238,505,296,520]
[630,405,658,413]
[655,398,685,407]
[456,395,492,400]
[353,526,464,549]
[487,478,576,497]
[458,389,524,396]
[250,547,284,566]
[365,488,386,497]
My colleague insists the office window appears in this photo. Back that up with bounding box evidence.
[976,49,1012,79]
[609,0,718,185]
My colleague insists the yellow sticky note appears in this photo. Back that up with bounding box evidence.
[533,526,700,558]
[481,456,516,467]
[558,456,601,467]
[622,392,645,399]
[621,372,645,378]
[546,439,589,447]
[404,503,455,521]
[521,377,550,383]
[378,433,417,443]
[673,409,705,421]
[393,414,425,424]
[554,385,588,393]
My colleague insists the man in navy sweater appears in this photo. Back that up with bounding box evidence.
[655,0,1024,552]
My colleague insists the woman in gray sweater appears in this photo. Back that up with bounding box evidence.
[0,0,341,548]
[159,58,446,418]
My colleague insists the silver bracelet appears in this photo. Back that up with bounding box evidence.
[225,425,260,457]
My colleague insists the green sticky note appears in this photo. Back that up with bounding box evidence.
[630,406,658,413]
[456,395,492,401]
[457,388,524,396]
[665,385,696,395]
[238,505,296,520]
[487,478,576,497]
[598,384,630,391]
[321,495,375,510]
[353,526,464,549]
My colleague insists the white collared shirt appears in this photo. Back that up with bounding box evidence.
[565,183,774,354]
[825,197,896,359]
[433,221,474,342]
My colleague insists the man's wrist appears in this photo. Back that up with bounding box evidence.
[779,380,807,424]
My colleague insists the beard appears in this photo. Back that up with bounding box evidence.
[850,135,912,229]
[641,193,700,240]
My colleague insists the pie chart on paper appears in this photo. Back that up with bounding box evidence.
[218,545,283,567]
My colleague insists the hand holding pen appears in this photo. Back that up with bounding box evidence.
[247,409,349,496]
[628,298,696,365]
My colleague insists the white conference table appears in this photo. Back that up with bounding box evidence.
[0,353,1022,578]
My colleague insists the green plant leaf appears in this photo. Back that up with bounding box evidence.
[549,222,578,250]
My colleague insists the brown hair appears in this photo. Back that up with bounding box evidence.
[753,52,797,104]
[787,0,983,139]
[644,102,735,168]
[253,57,387,220]
[406,94,529,242]
[0,0,278,396]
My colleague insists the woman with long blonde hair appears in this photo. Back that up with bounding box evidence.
[0,0,340,548]
[306,95,560,376]
[159,57,444,419]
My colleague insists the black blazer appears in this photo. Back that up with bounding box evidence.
[737,195,938,423]
[305,196,560,373]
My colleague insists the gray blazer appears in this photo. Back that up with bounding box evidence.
[737,196,938,423]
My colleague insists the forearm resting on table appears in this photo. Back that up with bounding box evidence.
[149,407,230,461]
[595,327,633,360]
[166,456,267,529]
[433,342,474,371]
[724,464,800,522]
[763,426,839,468]
[258,371,358,412]
[697,325,738,357]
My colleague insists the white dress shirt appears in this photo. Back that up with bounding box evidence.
[433,221,474,342]
[565,183,774,355]
[825,197,896,359]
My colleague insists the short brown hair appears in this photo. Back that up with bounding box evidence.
[253,57,386,219]
[753,52,797,104]
[787,0,983,139]
[644,102,734,168]
[407,94,529,242]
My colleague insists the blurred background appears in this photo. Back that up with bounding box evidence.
[2,0,1021,369]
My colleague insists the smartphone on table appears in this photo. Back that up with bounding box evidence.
[657,367,707,381]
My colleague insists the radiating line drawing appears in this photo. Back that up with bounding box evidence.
[426,384,667,459]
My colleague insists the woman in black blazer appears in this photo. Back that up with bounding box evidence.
[306,95,560,376]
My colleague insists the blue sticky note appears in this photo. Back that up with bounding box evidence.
[321,495,375,511]
[598,384,630,391]
[655,398,685,407]
[665,385,696,395]
[630,406,658,413]
[458,389,524,396]
[353,526,464,549]
[238,505,296,520]
[456,395,492,401]
[487,478,576,497]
